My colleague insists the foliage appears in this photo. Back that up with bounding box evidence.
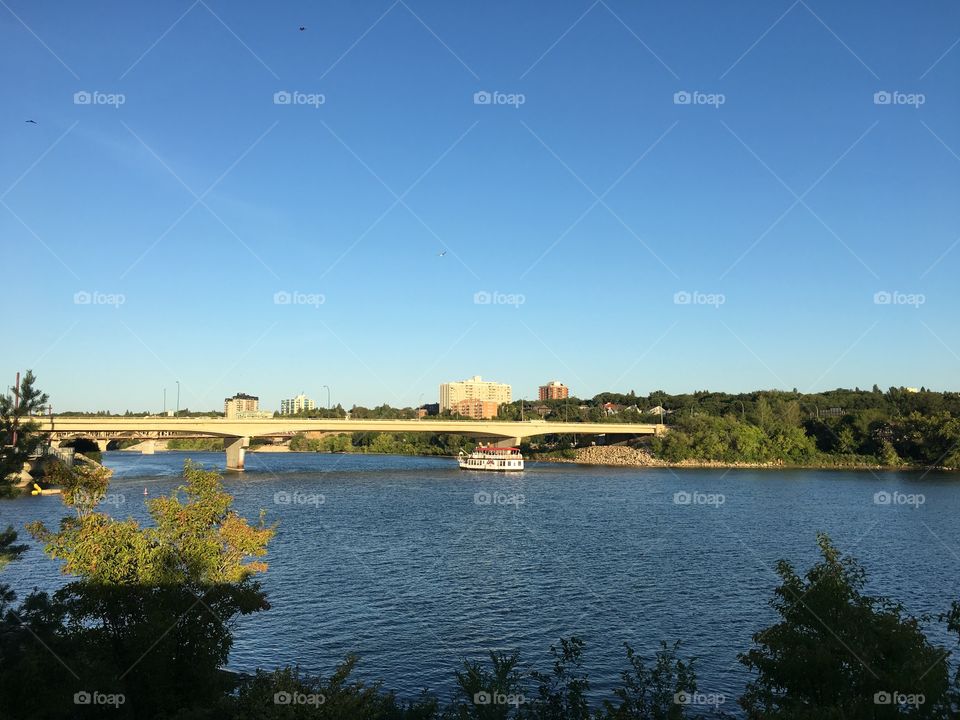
[1,461,275,719]
[739,533,952,719]
[167,437,225,450]
[0,369,49,493]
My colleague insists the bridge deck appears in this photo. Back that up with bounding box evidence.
[29,417,664,440]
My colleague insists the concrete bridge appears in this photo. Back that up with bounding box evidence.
[28,416,665,471]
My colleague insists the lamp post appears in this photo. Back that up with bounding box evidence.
[176,380,180,416]
[321,385,330,410]
[163,388,167,415]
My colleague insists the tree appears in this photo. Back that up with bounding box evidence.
[1,461,276,718]
[520,637,590,720]
[598,641,697,720]
[740,533,952,719]
[0,370,49,493]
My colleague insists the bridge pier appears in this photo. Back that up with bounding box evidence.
[96,440,110,452]
[225,436,250,471]
[493,437,523,449]
[141,439,155,455]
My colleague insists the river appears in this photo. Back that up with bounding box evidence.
[0,451,956,711]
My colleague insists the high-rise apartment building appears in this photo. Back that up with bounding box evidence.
[539,381,569,401]
[439,375,511,412]
[280,394,316,415]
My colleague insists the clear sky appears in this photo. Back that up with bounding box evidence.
[2,1,959,412]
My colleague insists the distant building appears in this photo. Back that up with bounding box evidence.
[281,394,316,415]
[646,405,673,416]
[539,381,569,401]
[452,399,500,419]
[224,394,272,419]
[439,376,511,412]
[602,402,622,416]
[225,393,259,419]
[532,404,551,418]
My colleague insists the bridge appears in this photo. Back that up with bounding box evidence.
[27,417,665,470]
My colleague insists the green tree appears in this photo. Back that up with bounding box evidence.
[598,641,697,720]
[740,533,952,719]
[0,370,49,493]
[1,461,276,719]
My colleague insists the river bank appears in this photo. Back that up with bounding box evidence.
[535,444,926,471]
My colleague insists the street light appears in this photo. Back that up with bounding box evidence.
[321,385,330,409]
[176,380,180,416]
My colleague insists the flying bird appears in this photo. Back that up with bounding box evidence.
[437,250,447,257]
[25,119,37,124]
[299,25,306,31]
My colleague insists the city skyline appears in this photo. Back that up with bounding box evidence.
[3,1,959,410]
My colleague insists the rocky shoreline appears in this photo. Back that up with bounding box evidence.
[536,444,895,470]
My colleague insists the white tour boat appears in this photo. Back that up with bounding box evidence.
[458,445,524,471]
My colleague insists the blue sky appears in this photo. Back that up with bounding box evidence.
[2,1,959,412]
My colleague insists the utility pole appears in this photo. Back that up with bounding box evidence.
[321,385,330,410]
[176,380,180,416]
[163,388,167,415]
